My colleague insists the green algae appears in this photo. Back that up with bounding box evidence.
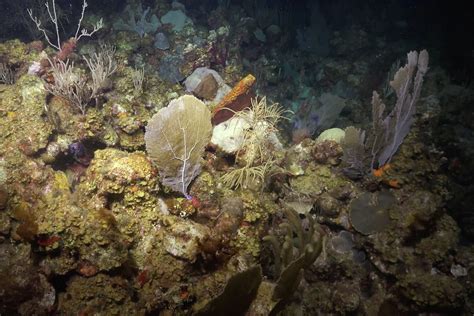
[0,40,39,64]
[290,164,351,197]
[0,75,52,156]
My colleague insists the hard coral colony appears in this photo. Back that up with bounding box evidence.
[0,0,473,315]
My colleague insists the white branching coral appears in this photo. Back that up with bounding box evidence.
[27,0,103,51]
[45,58,92,115]
[45,44,116,115]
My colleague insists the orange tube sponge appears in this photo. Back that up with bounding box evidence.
[211,74,256,125]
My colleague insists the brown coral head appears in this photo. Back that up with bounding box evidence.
[0,185,9,209]
[28,40,44,52]
[194,73,218,100]
[312,140,343,165]
[56,38,77,61]
[197,235,234,268]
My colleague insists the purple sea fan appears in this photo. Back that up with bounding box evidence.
[145,95,212,198]
[370,50,429,168]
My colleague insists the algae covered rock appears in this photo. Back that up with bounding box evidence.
[70,149,160,271]
[349,191,395,235]
[0,75,52,156]
[290,164,350,198]
[57,274,140,315]
[80,148,158,207]
[396,272,465,311]
[312,140,343,165]
[0,243,55,315]
[302,280,361,315]
[0,39,36,64]
[163,216,211,261]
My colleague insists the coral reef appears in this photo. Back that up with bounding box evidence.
[0,2,472,315]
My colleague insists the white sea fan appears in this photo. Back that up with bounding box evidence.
[145,95,212,198]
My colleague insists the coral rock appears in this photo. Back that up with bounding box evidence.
[194,73,219,100]
[312,140,343,165]
[0,185,8,209]
[163,217,210,261]
[184,67,231,104]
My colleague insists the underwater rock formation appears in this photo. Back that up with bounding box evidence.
[0,243,55,315]
[0,2,473,315]
[184,67,231,104]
